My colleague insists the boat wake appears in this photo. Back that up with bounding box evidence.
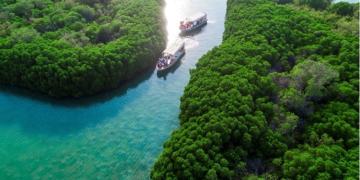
[184,38,199,49]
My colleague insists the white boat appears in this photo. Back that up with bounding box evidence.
[179,12,208,35]
[156,39,185,72]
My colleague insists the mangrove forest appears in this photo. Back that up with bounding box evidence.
[152,0,359,179]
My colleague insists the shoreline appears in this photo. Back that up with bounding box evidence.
[0,0,166,99]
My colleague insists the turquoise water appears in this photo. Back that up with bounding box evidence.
[0,0,226,179]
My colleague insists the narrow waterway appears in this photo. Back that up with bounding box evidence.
[0,0,226,179]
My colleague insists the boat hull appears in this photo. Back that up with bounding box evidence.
[156,51,185,72]
[180,21,207,36]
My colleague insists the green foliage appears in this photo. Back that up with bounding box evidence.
[74,5,96,22]
[307,102,358,149]
[283,145,358,179]
[0,0,166,97]
[278,60,339,115]
[11,0,34,18]
[287,0,359,35]
[78,0,111,6]
[297,0,333,10]
[152,0,358,179]
[9,27,40,44]
[277,0,293,4]
[329,2,355,16]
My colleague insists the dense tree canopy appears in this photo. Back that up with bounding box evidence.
[152,0,359,179]
[329,1,357,16]
[297,0,333,10]
[0,0,165,97]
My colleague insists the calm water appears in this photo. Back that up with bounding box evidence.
[0,0,226,179]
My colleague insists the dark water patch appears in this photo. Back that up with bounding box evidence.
[0,68,155,136]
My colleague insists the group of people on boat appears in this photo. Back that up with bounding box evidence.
[179,15,207,31]
[157,54,173,69]
[179,21,193,30]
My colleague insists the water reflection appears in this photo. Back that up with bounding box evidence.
[182,27,206,37]
[0,68,155,136]
[156,60,182,80]
[0,68,155,108]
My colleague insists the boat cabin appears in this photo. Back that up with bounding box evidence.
[180,12,207,31]
[157,39,185,71]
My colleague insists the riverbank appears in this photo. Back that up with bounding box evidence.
[0,0,166,98]
[152,0,359,179]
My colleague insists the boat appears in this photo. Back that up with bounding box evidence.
[156,39,185,72]
[179,12,208,35]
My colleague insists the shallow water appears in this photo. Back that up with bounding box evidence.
[0,0,226,179]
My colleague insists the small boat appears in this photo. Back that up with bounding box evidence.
[179,12,208,35]
[156,39,185,72]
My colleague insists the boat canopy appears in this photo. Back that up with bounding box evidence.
[185,12,207,22]
[163,39,184,55]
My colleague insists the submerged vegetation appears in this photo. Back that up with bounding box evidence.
[0,0,165,97]
[152,0,358,179]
